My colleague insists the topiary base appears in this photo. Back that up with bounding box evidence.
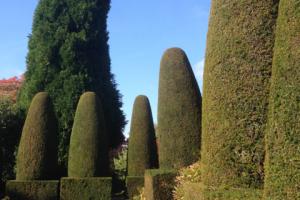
[126,176,144,199]
[144,169,177,200]
[60,177,112,200]
[199,186,262,200]
[5,180,59,200]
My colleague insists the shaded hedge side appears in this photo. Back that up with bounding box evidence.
[68,92,109,177]
[158,48,202,170]
[16,92,58,180]
[127,95,158,176]
[201,0,279,189]
[263,1,300,199]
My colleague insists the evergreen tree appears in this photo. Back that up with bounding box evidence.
[17,0,126,170]
[201,0,279,192]
[263,0,300,199]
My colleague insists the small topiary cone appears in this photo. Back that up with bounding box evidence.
[68,92,109,177]
[127,95,158,176]
[16,92,58,180]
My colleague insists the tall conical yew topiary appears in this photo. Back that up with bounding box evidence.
[68,92,109,177]
[17,0,126,170]
[127,95,158,176]
[158,48,202,170]
[263,1,300,199]
[201,0,279,190]
[16,92,58,180]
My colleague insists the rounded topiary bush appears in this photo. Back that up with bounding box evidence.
[127,95,158,176]
[263,1,300,199]
[16,92,58,180]
[68,92,109,177]
[158,47,202,170]
[201,0,279,189]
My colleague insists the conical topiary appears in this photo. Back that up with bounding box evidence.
[16,92,58,180]
[263,1,300,199]
[201,0,279,190]
[68,92,109,177]
[158,47,202,170]
[127,95,158,176]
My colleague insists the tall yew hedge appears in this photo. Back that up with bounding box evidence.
[201,0,279,189]
[17,0,125,170]
[158,48,202,170]
[263,1,300,199]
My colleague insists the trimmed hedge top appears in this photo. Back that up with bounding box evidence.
[263,0,300,199]
[16,92,58,180]
[158,48,202,170]
[68,92,109,177]
[127,95,158,176]
[201,0,279,189]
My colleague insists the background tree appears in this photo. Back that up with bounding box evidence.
[17,0,126,171]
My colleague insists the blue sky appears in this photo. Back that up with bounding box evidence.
[0,0,211,135]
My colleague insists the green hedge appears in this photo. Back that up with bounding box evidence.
[200,187,262,200]
[68,92,109,177]
[5,180,59,200]
[201,0,279,189]
[158,48,202,170]
[144,169,177,200]
[127,95,158,176]
[263,0,300,199]
[16,92,58,180]
[60,177,112,200]
[126,176,144,199]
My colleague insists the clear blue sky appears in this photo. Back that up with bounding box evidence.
[0,0,211,135]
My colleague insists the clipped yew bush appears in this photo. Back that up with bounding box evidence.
[68,92,109,177]
[263,1,300,199]
[158,48,202,170]
[127,95,158,176]
[16,92,58,180]
[201,0,279,192]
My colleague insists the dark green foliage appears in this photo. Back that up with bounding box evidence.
[0,98,23,181]
[6,180,59,200]
[201,0,279,190]
[263,1,300,199]
[68,92,109,177]
[200,188,262,200]
[158,48,202,170]
[126,176,144,199]
[16,92,58,180]
[60,177,112,200]
[144,169,177,200]
[17,0,126,170]
[127,95,158,176]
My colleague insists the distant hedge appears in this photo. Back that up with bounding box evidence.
[68,92,109,177]
[263,1,300,199]
[127,95,158,176]
[158,48,202,170]
[201,0,279,189]
[16,92,58,180]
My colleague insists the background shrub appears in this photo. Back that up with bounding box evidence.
[263,0,300,199]
[158,48,202,170]
[68,92,109,177]
[201,0,279,189]
[16,92,58,180]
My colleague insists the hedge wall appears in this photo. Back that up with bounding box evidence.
[201,0,279,190]
[263,1,300,199]
[158,48,202,170]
